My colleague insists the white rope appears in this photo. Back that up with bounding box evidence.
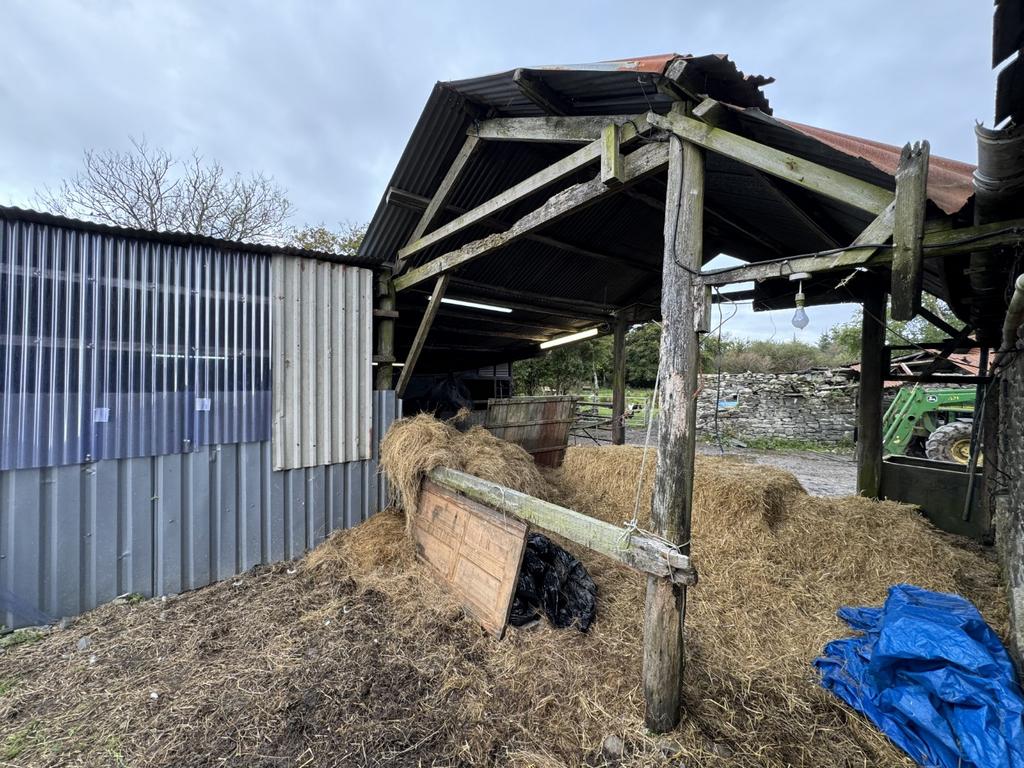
[618,325,663,551]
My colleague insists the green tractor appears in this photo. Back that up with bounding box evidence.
[882,385,977,464]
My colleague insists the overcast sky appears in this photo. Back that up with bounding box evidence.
[2,1,994,339]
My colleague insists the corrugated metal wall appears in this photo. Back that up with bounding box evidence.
[0,390,400,630]
[272,256,372,470]
[0,217,271,470]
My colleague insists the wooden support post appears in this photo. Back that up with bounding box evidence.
[611,313,628,445]
[891,141,930,320]
[395,274,449,398]
[375,272,397,390]
[856,287,887,498]
[644,134,704,733]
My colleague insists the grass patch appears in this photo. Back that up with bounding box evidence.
[737,435,854,453]
[2,721,43,761]
[0,678,16,696]
[0,629,45,648]
[574,388,656,427]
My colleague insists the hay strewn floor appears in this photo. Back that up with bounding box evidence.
[0,417,1006,767]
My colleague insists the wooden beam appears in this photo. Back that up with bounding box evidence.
[699,201,896,286]
[648,108,895,214]
[611,313,628,445]
[397,119,655,262]
[409,279,614,322]
[468,113,644,143]
[917,304,962,338]
[624,185,785,257]
[428,467,695,583]
[758,174,842,248]
[374,273,397,390]
[645,135,704,734]
[445,278,617,316]
[890,141,930,320]
[513,68,571,115]
[389,186,660,275]
[698,214,1024,289]
[601,123,625,185]
[856,287,886,498]
[397,320,548,342]
[395,274,450,397]
[394,141,669,291]
[411,307,581,334]
[399,135,482,264]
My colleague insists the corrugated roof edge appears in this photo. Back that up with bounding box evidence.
[0,205,384,269]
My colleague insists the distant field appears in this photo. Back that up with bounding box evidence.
[573,388,655,428]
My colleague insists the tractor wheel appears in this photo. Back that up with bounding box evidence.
[924,422,974,465]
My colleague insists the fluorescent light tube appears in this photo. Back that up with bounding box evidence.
[432,296,512,313]
[539,327,599,349]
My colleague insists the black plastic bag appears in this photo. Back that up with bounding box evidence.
[509,533,597,632]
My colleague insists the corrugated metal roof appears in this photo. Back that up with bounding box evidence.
[778,119,976,215]
[363,53,977,373]
[0,205,383,269]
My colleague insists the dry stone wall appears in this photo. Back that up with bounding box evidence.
[695,369,857,443]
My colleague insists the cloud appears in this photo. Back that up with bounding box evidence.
[2,0,989,335]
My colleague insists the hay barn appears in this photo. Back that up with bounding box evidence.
[2,5,1024,766]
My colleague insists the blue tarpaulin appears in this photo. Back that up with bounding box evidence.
[816,584,1024,767]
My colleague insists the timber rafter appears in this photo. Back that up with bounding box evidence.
[394,141,669,291]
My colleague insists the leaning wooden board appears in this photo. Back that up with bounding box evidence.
[413,480,528,638]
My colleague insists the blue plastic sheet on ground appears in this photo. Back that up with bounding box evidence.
[816,584,1024,767]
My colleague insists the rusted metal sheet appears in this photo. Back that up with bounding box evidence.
[413,480,527,638]
[485,395,577,467]
[779,119,975,215]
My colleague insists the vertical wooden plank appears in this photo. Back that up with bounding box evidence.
[611,313,628,445]
[601,123,625,185]
[375,273,397,390]
[644,134,704,733]
[395,274,450,397]
[856,287,887,498]
[891,141,930,320]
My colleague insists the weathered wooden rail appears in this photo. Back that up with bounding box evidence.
[428,467,696,585]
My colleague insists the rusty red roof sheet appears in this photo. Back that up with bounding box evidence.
[781,119,976,215]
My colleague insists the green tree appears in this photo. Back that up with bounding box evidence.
[512,344,592,395]
[625,322,661,386]
[818,294,962,363]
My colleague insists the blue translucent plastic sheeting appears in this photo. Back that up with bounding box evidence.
[816,584,1024,768]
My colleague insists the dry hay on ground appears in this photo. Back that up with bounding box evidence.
[0,424,1007,767]
[380,412,553,530]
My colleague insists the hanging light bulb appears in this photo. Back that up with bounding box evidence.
[789,272,811,330]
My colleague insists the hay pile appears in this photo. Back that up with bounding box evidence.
[379,412,553,525]
[0,420,1007,767]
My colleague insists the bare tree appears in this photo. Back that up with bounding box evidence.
[36,137,293,243]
